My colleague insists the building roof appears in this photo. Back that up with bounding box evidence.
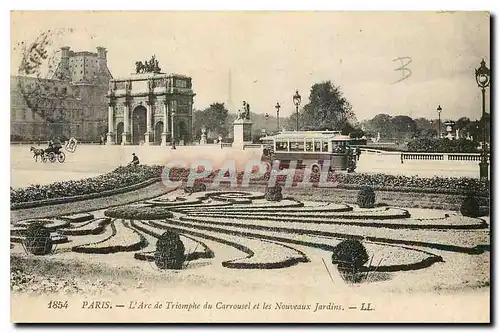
[261,130,350,141]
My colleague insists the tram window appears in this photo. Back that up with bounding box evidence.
[305,141,313,152]
[275,141,288,151]
[290,141,304,151]
[314,141,321,152]
[322,142,329,152]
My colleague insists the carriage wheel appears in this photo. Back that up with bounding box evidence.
[48,152,56,163]
[312,165,320,174]
[57,152,66,163]
[41,154,48,163]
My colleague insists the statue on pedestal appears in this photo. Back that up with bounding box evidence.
[200,128,208,144]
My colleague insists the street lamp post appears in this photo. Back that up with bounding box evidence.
[475,59,491,180]
[293,90,301,131]
[275,102,281,132]
[437,105,442,139]
[171,110,176,150]
[293,90,301,132]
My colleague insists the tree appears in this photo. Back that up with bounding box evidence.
[391,115,417,140]
[293,81,355,131]
[15,30,73,139]
[192,103,229,139]
[364,114,393,139]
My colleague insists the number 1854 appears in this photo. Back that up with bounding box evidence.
[47,301,68,309]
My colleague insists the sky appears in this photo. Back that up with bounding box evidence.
[10,11,490,122]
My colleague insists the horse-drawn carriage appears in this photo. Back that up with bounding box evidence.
[30,146,66,163]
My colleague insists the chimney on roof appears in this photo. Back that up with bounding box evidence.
[96,46,107,72]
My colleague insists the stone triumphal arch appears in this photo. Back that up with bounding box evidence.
[106,73,195,145]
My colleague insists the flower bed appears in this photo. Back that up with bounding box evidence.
[10,164,165,207]
[72,220,146,254]
[11,164,490,207]
[104,205,174,220]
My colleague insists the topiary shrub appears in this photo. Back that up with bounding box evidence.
[357,186,376,208]
[331,239,369,283]
[24,223,53,255]
[460,195,481,217]
[154,231,186,270]
[265,186,283,202]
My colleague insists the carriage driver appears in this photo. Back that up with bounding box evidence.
[48,137,63,154]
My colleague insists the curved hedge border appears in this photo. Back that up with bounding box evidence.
[71,220,116,253]
[58,218,112,236]
[71,220,147,254]
[149,220,309,270]
[176,215,487,254]
[152,219,441,272]
[11,177,160,210]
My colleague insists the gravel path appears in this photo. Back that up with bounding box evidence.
[10,181,178,223]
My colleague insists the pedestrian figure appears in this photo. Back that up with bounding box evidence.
[129,153,140,166]
[401,153,404,164]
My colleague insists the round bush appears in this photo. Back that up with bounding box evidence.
[104,206,174,220]
[154,231,186,270]
[265,186,283,202]
[460,196,481,217]
[357,186,376,208]
[331,239,369,268]
[24,223,53,255]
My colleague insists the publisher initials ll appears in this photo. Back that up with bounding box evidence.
[360,303,374,311]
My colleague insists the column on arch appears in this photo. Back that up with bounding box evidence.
[122,101,130,145]
[106,102,114,145]
[161,100,168,146]
[145,100,152,145]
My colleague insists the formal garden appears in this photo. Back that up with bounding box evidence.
[10,172,490,294]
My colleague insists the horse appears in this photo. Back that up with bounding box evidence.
[30,146,45,162]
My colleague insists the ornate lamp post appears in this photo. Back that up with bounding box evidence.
[437,105,442,139]
[275,102,281,132]
[171,110,176,150]
[293,90,301,131]
[475,59,491,180]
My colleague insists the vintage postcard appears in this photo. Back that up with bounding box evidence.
[10,11,490,323]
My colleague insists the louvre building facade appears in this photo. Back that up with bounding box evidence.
[10,46,113,142]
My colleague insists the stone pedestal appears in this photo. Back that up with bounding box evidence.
[233,118,253,149]
[106,132,114,145]
[121,132,130,145]
[200,133,207,145]
[144,132,150,145]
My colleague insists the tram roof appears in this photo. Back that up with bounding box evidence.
[260,131,351,141]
